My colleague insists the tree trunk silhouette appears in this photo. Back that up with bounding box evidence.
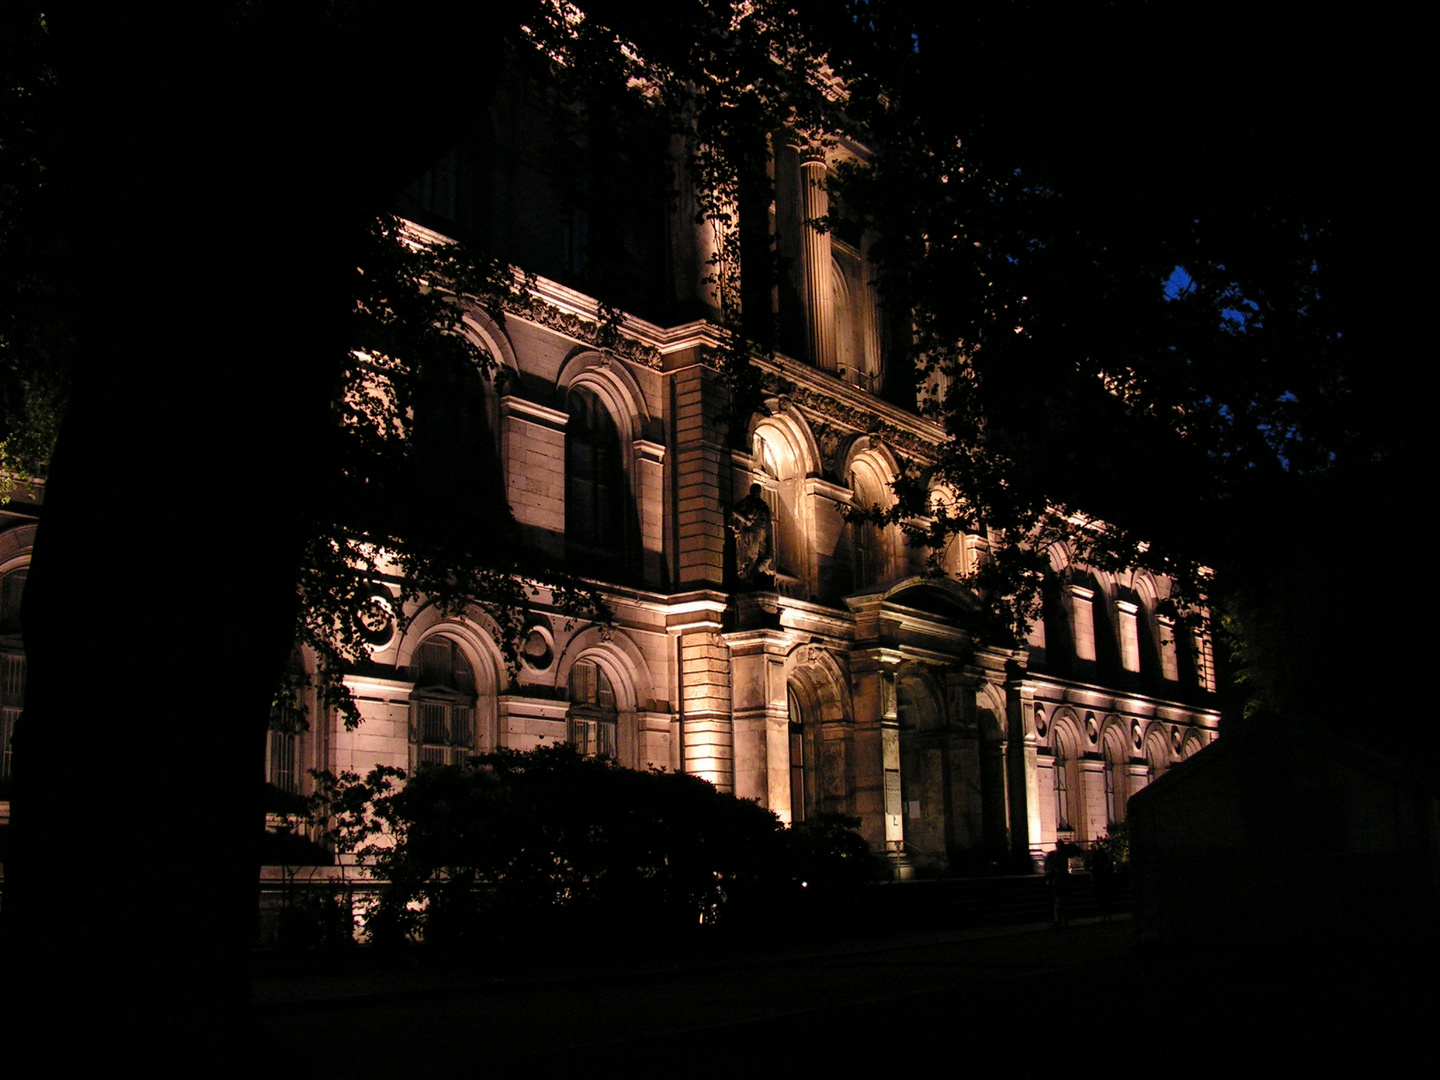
[0,5,512,1064]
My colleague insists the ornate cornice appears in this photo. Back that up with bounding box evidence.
[508,294,664,370]
[401,219,666,371]
[757,366,940,465]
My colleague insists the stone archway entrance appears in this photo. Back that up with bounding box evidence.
[786,683,806,824]
[786,647,853,823]
[894,665,1010,873]
[897,669,949,869]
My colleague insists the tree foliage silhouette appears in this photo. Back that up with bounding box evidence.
[0,0,1423,1066]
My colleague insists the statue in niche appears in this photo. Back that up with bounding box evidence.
[729,483,774,585]
[816,425,844,479]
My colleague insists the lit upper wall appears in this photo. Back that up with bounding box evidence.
[393,42,893,403]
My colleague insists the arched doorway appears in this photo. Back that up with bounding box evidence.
[1144,726,1171,786]
[785,647,853,825]
[977,695,1011,861]
[1102,724,1130,826]
[753,425,807,590]
[787,684,806,825]
[1050,719,1083,839]
[897,669,949,869]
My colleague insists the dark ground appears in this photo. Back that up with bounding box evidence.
[250,915,1433,1077]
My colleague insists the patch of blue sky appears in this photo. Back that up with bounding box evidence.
[1162,266,1193,300]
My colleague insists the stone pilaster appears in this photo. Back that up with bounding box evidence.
[798,150,836,371]
[679,629,733,790]
[634,438,666,587]
[499,396,568,563]
[670,362,729,588]
[723,625,795,820]
[1006,666,1044,865]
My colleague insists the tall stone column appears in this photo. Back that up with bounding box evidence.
[798,149,836,372]
[879,667,907,874]
[847,646,904,866]
[1005,667,1044,866]
[982,736,1012,856]
[858,232,883,390]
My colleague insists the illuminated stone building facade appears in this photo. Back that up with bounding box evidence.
[0,62,1220,873]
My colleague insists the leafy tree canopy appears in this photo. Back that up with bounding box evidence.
[1,6,613,728]
[3,0,1424,725]
[0,6,65,497]
[296,217,607,727]
[0,3,1423,1062]
[546,0,1427,726]
[828,2,1428,729]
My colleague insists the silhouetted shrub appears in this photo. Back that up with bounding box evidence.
[786,812,881,890]
[257,827,333,867]
[304,746,874,949]
[273,882,357,952]
[1091,822,1129,867]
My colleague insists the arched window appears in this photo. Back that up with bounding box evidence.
[417,356,486,450]
[897,670,948,866]
[756,432,803,585]
[410,350,502,543]
[1144,727,1170,784]
[409,636,477,769]
[1102,729,1128,825]
[267,647,307,796]
[0,567,25,794]
[787,684,806,825]
[1192,629,1217,692]
[566,386,628,578]
[567,658,617,758]
[849,461,891,591]
[1067,580,1097,663]
[1053,725,1080,834]
[832,246,882,394]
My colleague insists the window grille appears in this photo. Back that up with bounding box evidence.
[1103,735,1127,825]
[268,723,299,795]
[0,569,25,634]
[1053,740,1073,832]
[0,650,23,789]
[566,387,627,576]
[409,636,478,770]
[1103,758,1118,825]
[0,568,26,792]
[567,659,617,758]
[789,686,806,825]
[265,646,309,795]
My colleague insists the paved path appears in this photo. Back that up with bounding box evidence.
[251,916,1433,1077]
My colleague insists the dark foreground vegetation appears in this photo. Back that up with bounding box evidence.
[265,746,878,959]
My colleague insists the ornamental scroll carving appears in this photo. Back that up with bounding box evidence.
[506,296,663,369]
